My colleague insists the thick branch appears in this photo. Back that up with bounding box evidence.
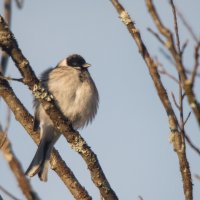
[110,1,192,200]
[0,78,92,200]
[0,15,118,200]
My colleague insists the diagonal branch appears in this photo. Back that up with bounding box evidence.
[0,15,118,200]
[0,76,92,200]
[0,131,41,200]
[0,184,20,200]
[110,1,192,200]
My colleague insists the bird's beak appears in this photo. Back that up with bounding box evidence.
[82,63,91,68]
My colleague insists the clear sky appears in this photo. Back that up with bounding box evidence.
[1,0,200,199]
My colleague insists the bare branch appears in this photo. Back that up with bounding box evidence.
[146,0,200,130]
[0,184,20,200]
[0,15,117,200]
[185,134,200,156]
[176,7,199,43]
[147,27,165,46]
[15,0,24,9]
[0,131,41,200]
[169,0,181,54]
[180,40,188,57]
[184,112,191,126]
[171,92,180,110]
[110,1,193,199]
[138,196,144,200]
[185,69,200,77]
[159,48,176,66]
[190,41,200,84]
[155,58,178,83]
[0,75,23,82]
[0,77,92,200]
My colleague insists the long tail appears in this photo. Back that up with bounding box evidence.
[25,126,60,181]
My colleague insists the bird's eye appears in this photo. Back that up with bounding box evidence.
[71,61,78,67]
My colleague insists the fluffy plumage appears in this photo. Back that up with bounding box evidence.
[25,54,99,181]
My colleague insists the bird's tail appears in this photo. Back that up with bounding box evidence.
[25,126,59,181]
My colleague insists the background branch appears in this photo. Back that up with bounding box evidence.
[146,0,200,128]
[176,7,199,43]
[110,0,192,199]
[0,184,19,200]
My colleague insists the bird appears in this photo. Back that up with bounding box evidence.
[25,54,99,181]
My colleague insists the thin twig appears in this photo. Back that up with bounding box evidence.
[159,48,176,66]
[184,112,191,126]
[169,0,181,54]
[185,69,200,78]
[178,74,184,132]
[154,57,179,83]
[0,75,23,82]
[180,40,188,57]
[147,0,200,129]
[191,41,200,84]
[15,0,24,9]
[176,7,199,43]
[185,134,200,156]
[147,27,165,46]
[0,184,20,200]
[171,92,180,110]
[138,196,144,200]
[159,68,179,83]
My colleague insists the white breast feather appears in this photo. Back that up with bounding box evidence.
[39,66,99,130]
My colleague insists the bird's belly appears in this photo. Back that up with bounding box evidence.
[57,81,95,129]
[39,70,98,130]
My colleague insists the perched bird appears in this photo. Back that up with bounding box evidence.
[25,54,99,181]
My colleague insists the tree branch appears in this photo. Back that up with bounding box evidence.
[0,15,118,200]
[0,77,92,200]
[146,0,200,128]
[176,7,199,43]
[169,0,181,54]
[110,1,192,199]
[0,184,20,200]
[0,131,41,200]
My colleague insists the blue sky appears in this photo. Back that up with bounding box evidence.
[1,0,200,199]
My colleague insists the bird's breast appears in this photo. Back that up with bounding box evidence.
[47,68,98,129]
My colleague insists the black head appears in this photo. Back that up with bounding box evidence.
[67,54,90,69]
